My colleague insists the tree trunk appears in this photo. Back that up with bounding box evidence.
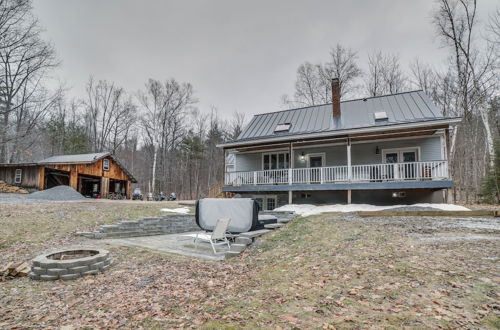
[151,145,158,194]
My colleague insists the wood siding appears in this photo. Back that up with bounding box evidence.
[0,165,39,189]
[0,156,134,198]
[43,157,130,182]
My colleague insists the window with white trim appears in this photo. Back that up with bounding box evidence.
[14,169,22,183]
[103,159,110,171]
[262,152,289,170]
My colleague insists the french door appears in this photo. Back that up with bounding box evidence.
[382,148,419,179]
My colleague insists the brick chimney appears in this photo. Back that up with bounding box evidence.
[331,78,341,117]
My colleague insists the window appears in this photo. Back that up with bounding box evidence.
[14,169,22,183]
[266,197,276,210]
[252,195,277,211]
[262,152,289,170]
[274,123,291,132]
[103,159,110,171]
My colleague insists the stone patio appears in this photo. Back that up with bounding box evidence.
[103,231,229,261]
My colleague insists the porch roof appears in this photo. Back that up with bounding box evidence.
[218,91,461,149]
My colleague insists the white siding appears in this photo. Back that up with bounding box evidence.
[352,136,442,164]
[232,136,443,171]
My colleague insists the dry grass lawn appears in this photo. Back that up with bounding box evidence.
[0,201,499,329]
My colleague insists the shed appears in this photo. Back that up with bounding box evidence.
[0,152,137,199]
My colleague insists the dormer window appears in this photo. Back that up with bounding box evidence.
[374,111,388,121]
[274,123,291,132]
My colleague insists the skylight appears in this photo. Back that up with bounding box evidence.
[374,111,388,121]
[274,123,291,132]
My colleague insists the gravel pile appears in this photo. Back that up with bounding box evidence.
[26,186,86,201]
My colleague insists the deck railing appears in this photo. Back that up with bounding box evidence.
[224,160,449,186]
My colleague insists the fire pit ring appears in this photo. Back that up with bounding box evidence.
[29,248,112,281]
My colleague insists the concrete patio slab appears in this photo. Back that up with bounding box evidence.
[102,231,228,261]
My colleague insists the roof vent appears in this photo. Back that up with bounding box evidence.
[274,123,291,132]
[374,111,388,121]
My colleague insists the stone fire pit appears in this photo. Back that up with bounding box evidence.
[29,248,112,281]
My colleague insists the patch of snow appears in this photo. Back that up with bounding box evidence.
[274,203,470,216]
[160,207,190,214]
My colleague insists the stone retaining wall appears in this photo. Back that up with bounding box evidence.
[76,214,198,239]
[76,211,297,239]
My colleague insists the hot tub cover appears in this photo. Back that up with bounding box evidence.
[196,198,259,233]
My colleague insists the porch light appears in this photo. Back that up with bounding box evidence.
[300,152,305,161]
[375,146,380,154]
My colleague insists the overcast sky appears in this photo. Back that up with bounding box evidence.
[32,0,497,119]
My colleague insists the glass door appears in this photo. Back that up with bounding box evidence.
[382,148,419,180]
[307,153,325,183]
[384,152,398,179]
[402,151,417,179]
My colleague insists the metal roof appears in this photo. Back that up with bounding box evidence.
[38,152,110,164]
[236,90,453,143]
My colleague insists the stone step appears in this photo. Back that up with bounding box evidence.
[264,223,285,229]
[239,229,271,239]
[230,243,247,253]
[235,236,252,245]
[277,218,292,223]
[224,251,241,259]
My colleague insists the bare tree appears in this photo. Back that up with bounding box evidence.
[291,62,323,106]
[365,51,407,96]
[284,44,362,107]
[319,44,363,99]
[138,78,195,194]
[434,0,497,166]
[0,0,58,162]
[84,77,136,153]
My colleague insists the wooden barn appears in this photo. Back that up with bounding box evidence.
[0,152,137,199]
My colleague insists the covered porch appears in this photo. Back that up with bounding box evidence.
[223,128,452,204]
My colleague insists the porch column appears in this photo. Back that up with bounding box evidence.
[347,139,352,181]
[289,142,294,185]
[289,143,294,204]
[69,169,78,191]
[38,167,45,190]
[347,189,352,204]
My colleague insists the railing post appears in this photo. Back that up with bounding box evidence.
[347,140,352,182]
[320,167,324,184]
[253,172,257,185]
[288,168,292,185]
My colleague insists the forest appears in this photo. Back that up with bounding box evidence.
[0,0,499,202]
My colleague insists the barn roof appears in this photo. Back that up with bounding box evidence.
[38,152,110,164]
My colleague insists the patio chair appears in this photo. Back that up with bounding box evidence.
[193,218,231,254]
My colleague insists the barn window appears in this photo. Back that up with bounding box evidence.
[103,159,110,171]
[14,169,22,183]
